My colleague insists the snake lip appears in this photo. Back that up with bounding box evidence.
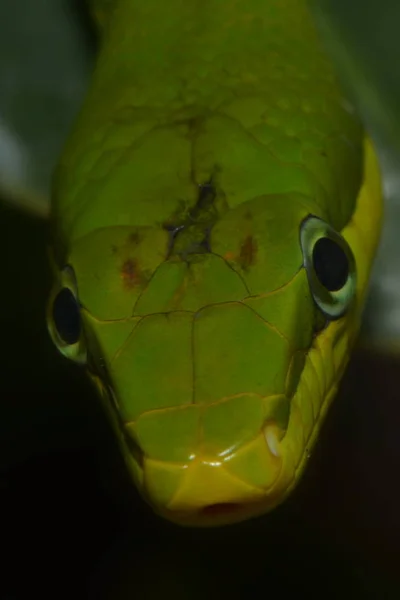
[199,503,242,517]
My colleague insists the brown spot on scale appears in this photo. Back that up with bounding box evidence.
[239,235,257,270]
[223,251,236,262]
[121,258,141,290]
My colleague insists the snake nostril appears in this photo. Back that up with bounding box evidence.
[200,503,241,517]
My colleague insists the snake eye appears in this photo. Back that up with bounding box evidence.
[300,216,356,320]
[313,237,349,292]
[52,288,81,344]
[47,266,86,364]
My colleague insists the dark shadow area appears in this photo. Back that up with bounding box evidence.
[67,0,98,54]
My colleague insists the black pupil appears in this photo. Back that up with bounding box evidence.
[312,237,349,292]
[53,288,81,344]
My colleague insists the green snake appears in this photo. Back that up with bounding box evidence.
[46,0,383,527]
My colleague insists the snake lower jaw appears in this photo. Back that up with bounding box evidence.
[156,492,288,528]
[137,427,294,527]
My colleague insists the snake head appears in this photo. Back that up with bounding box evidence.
[47,139,381,526]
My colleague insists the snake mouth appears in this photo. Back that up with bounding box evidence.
[200,503,242,517]
[159,496,279,527]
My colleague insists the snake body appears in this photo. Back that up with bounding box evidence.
[47,0,383,526]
